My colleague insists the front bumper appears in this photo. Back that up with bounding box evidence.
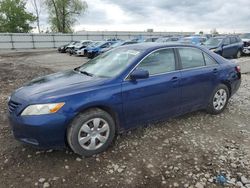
[8,112,75,149]
[76,50,84,56]
[243,47,250,54]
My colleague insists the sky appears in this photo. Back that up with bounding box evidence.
[26,0,250,33]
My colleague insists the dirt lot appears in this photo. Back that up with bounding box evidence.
[0,50,250,188]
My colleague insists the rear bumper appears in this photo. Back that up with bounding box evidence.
[8,112,75,149]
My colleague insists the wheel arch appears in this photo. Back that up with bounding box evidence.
[221,81,232,97]
[75,105,121,133]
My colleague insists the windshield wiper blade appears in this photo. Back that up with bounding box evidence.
[79,70,94,77]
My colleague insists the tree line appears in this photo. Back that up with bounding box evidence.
[0,0,87,33]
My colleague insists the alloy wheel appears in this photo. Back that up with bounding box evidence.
[213,89,227,111]
[78,118,110,150]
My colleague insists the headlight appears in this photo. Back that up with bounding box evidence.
[21,103,65,116]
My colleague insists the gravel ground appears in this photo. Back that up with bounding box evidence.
[0,50,250,188]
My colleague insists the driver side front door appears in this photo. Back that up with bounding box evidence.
[121,48,181,129]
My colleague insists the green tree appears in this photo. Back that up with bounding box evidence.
[46,0,87,33]
[0,0,36,33]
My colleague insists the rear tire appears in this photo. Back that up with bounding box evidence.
[67,108,116,157]
[206,84,229,115]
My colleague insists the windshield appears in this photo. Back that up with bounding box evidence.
[88,42,102,48]
[240,33,250,39]
[204,38,223,46]
[78,48,142,78]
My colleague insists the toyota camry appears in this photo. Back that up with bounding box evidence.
[8,43,241,156]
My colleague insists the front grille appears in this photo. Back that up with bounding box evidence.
[8,100,20,113]
[244,41,250,47]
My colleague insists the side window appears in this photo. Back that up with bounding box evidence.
[101,43,110,48]
[203,53,217,65]
[230,37,237,44]
[179,48,205,69]
[236,37,242,42]
[137,49,176,75]
[223,38,230,46]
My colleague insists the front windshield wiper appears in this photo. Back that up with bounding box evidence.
[80,70,93,77]
[74,67,94,77]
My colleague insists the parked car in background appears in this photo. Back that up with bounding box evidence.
[58,41,78,53]
[204,35,243,58]
[82,41,103,56]
[65,41,81,53]
[179,36,207,45]
[99,40,138,54]
[106,38,121,42]
[144,37,159,42]
[68,40,92,55]
[240,33,250,55]
[8,43,241,156]
[86,41,117,58]
[155,36,181,43]
[130,37,146,43]
[69,40,92,55]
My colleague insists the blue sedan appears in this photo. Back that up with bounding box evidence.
[8,43,241,156]
[85,41,116,58]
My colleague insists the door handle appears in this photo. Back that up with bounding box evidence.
[213,68,218,74]
[171,76,179,81]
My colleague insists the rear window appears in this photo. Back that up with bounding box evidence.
[179,48,205,69]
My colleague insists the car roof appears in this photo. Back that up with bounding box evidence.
[121,42,202,51]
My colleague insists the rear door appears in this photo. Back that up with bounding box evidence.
[177,47,220,113]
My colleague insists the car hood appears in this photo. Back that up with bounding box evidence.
[87,47,99,52]
[11,70,108,102]
[242,38,250,42]
[204,45,219,49]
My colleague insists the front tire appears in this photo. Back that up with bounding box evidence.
[206,84,229,115]
[67,108,116,157]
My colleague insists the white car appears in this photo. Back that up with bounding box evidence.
[75,41,102,56]
[76,48,85,56]
[240,33,250,54]
[69,40,93,55]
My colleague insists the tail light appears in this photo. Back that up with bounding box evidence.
[235,65,241,73]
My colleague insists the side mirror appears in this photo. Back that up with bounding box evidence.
[130,69,149,80]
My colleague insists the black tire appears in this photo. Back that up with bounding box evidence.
[67,108,116,157]
[206,84,229,115]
